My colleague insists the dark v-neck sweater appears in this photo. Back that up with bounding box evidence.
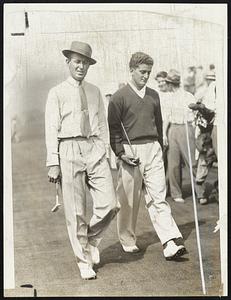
[108,84,163,157]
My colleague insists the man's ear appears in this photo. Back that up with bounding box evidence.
[130,67,134,74]
[66,58,70,64]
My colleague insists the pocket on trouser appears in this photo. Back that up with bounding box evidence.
[59,140,87,180]
[92,137,106,158]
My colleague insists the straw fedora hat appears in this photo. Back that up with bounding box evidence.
[165,69,181,84]
[62,41,96,65]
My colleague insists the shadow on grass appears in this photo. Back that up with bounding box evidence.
[95,219,206,271]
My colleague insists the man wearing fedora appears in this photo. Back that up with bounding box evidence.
[164,69,206,204]
[45,41,119,280]
[108,52,187,260]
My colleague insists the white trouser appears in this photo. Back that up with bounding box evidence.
[116,141,182,246]
[59,137,119,264]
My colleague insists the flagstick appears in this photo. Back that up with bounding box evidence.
[174,26,207,295]
[185,120,206,295]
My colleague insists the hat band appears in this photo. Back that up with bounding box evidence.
[62,49,96,65]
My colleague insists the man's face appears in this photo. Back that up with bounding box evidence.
[156,77,168,92]
[131,64,152,90]
[205,79,213,86]
[67,53,90,81]
[166,83,173,92]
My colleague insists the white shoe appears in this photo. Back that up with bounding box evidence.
[173,198,185,203]
[122,244,140,253]
[89,245,100,265]
[163,240,186,260]
[78,262,96,280]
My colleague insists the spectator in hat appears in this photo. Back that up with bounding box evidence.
[165,69,205,204]
[45,41,119,280]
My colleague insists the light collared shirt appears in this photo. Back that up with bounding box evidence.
[168,88,196,124]
[128,81,146,99]
[45,76,108,166]
[158,91,172,122]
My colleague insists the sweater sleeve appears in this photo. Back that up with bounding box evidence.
[108,95,125,157]
[154,93,163,149]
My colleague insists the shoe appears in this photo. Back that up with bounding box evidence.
[199,198,208,205]
[173,198,185,203]
[78,262,97,280]
[121,244,140,253]
[163,240,187,260]
[89,245,100,265]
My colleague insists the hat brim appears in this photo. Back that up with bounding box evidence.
[205,76,215,80]
[165,78,180,84]
[62,50,96,65]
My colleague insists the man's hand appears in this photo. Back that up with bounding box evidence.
[163,135,168,148]
[48,165,61,183]
[120,154,140,166]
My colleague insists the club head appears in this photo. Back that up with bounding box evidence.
[51,203,62,212]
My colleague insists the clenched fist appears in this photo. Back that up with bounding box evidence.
[48,165,61,183]
[120,154,140,167]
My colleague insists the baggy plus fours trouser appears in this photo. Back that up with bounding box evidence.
[116,141,183,247]
[167,124,205,199]
[59,136,119,265]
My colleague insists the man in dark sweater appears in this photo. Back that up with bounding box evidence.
[108,52,187,260]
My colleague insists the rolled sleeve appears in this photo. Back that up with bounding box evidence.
[98,89,109,148]
[45,88,61,167]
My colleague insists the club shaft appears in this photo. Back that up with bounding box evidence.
[120,122,154,203]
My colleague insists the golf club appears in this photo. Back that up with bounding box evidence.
[51,182,61,212]
[120,121,155,210]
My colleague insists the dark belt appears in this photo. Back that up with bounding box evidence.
[58,135,97,142]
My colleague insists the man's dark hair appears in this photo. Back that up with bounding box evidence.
[129,52,154,69]
[155,71,167,80]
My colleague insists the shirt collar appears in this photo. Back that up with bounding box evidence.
[128,81,146,99]
[66,76,85,87]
